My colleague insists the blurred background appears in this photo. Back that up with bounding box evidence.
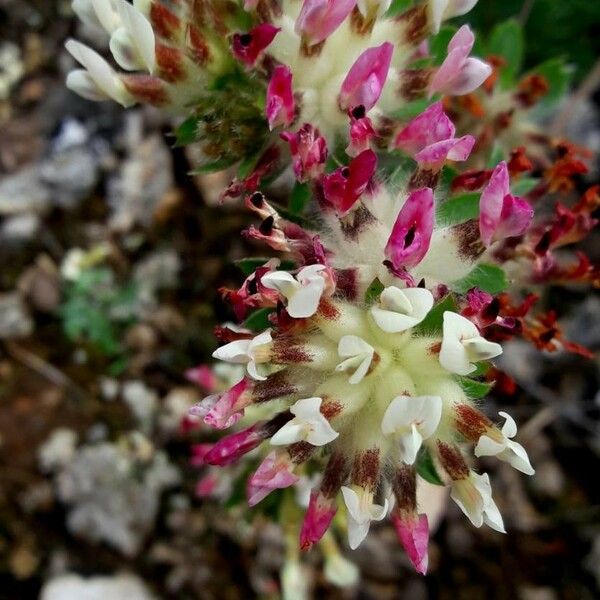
[0,1,599,598]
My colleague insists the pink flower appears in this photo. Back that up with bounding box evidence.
[232,24,280,67]
[347,106,376,156]
[203,425,263,466]
[295,0,357,46]
[281,124,328,182]
[429,25,491,96]
[385,187,435,270]
[202,379,249,430]
[247,451,299,506]
[221,261,280,320]
[322,149,377,216]
[394,102,475,169]
[190,443,214,467]
[391,513,429,575]
[266,65,295,130]
[479,161,534,246]
[300,491,337,549]
[339,43,394,112]
[185,364,217,391]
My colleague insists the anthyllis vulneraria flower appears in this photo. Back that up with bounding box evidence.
[191,96,537,574]
[65,0,489,170]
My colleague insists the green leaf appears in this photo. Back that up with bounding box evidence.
[453,264,509,295]
[511,176,540,196]
[389,97,435,121]
[486,143,505,169]
[488,19,524,88]
[436,193,480,226]
[173,116,200,147]
[429,26,458,65]
[413,295,457,335]
[385,0,413,17]
[243,307,274,331]
[365,278,384,304]
[528,57,573,111]
[416,447,445,486]
[192,156,238,174]
[234,257,295,276]
[289,181,312,214]
[458,377,494,399]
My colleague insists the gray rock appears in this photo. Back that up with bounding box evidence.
[0,292,34,338]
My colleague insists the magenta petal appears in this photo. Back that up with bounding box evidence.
[339,42,394,111]
[295,0,357,45]
[448,24,475,54]
[479,161,509,246]
[430,25,490,97]
[392,513,430,575]
[266,65,295,129]
[203,379,248,429]
[203,425,262,466]
[281,123,328,182]
[348,112,376,156]
[300,491,337,549]
[190,443,214,467]
[247,451,299,506]
[385,187,435,269]
[415,135,475,169]
[496,193,534,240]
[185,364,216,391]
[232,24,280,67]
[322,149,377,215]
[394,102,455,155]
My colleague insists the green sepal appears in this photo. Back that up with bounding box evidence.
[416,447,445,486]
[436,193,480,226]
[364,278,385,305]
[243,307,274,331]
[453,264,509,295]
[413,295,458,335]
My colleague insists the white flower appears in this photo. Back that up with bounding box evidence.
[429,0,479,34]
[324,553,359,588]
[450,471,505,532]
[370,286,434,333]
[475,411,535,476]
[212,330,273,381]
[341,486,389,549]
[261,264,327,319]
[65,40,135,106]
[270,397,339,447]
[109,0,155,72]
[380,395,443,464]
[439,311,502,375]
[335,335,375,384]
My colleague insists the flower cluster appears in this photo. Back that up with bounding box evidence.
[65,0,595,585]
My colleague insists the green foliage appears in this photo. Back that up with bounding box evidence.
[60,268,138,358]
[243,307,274,331]
[528,57,573,112]
[488,19,524,88]
[458,377,494,399]
[235,257,295,276]
[413,295,458,335]
[512,176,540,196]
[430,26,458,65]
[289,181,312,214]
[453,264,509,295]
[385,0,414,18]
[364,278,385,305]
[416,447,445,486]
[436,193,480,226]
